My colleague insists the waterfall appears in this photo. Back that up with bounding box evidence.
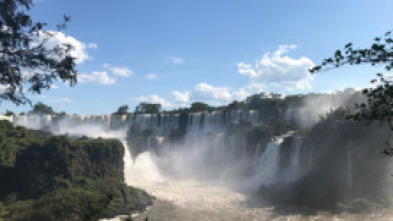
[253,142,262,165]
[122,140,163,186]
[9,110,259,136]
[5,101,392,221]
[281,138,303,183]
[347,147,353,188]
[7,111,306,189]
[3,109,377,198]
[255,139,282,186]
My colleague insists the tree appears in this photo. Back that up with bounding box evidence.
[28,102,55,115]
[113,104,129,115]
[0,0,77,105]
[310,30,393,129]
[226,101,246,111]
[190,102,210,112]
[134,102,161,114]
[4,110,14,116]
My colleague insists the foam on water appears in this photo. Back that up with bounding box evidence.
[123,144,393,220]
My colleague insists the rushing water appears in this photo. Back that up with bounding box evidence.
[124,144,393,221]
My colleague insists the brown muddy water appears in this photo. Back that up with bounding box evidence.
[120,150,393,221]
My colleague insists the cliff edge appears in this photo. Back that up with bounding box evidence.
[0,120,153,221]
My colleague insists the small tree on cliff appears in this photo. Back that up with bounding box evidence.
[113,104,129,115]
[28,102,55,115]
[134,102,161,114]
[190,102,211,112]
[310,30,393,129]
[0,0,77,105]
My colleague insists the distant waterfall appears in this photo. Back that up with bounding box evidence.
[7,111,310,191]
[245,134,306,190]
[4,110,367,195]
[11,110,259,136]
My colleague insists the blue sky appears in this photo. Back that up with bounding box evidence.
[2,0,393,114]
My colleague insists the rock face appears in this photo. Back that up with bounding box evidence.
[0,120,153,221]
[259,111,391,211]
[5,137,124,197]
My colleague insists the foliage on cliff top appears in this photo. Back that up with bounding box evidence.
[0,120,45,166]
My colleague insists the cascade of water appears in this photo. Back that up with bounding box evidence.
[308,146,313,170]
[9,110,259,136]
[0,115,13,122]
[187,113,202,133]
[280,138,303,183]
[255,139,282,186]
[253,143,262,165]
[347,147,353,188]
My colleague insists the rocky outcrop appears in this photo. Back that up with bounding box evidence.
[0,120,153,220]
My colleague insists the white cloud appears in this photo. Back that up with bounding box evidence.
[169,56,183,64]
[192,83,232,103]
[237,62,257,77]
[34,31,91,64]
[87,43,98,49]
[103,64,133,77]
[49,84,58,89]
[137,95,172,108]
[78,71,115,85]
[145,74,158,80]
[232,89,250,101]
[237,45,314,91]
[134,45,315,108]
[172,90,190,103]
[169,83,253,107]
[246,82,264,94]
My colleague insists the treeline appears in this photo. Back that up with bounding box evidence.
[4,89,361,117]
[115,89,361,116]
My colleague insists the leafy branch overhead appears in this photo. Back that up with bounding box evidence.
[309,30,393,73]
[0,0,78,105]
[310,29,393,129]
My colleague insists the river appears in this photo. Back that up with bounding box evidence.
[124,145,393,221]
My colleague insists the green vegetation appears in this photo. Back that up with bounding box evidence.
[310,30,393,130]
[189,102,212,112]
[28,102,57,115]
[162,92,287,116]
[113,104,130,115]
[0,120,44,167]
[134,102,161,114]
[0,120,152,221]
[0,0,77,105]
[4,111,14,116]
